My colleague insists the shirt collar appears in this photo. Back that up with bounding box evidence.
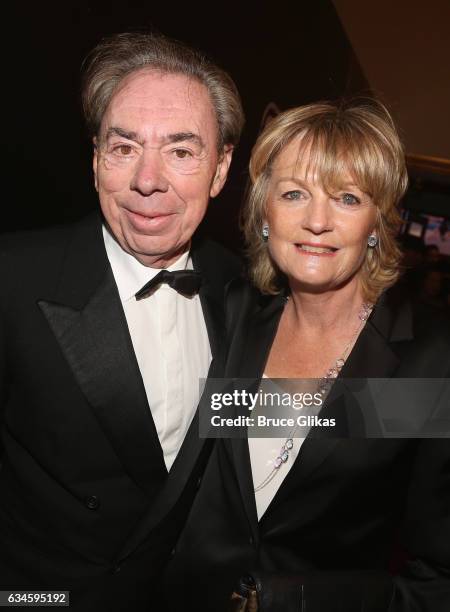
[102,225,191,302]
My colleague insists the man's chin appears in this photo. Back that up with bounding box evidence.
[125,236,189,268]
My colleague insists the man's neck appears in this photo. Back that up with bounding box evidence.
[131,243,191,269]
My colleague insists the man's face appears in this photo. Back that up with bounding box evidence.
[93,69,232,267]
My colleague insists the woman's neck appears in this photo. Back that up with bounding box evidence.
[287,280,367,336]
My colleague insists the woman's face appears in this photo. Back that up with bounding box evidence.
[265,136,377,295]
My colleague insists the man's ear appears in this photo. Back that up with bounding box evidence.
[210,145,234,198]
[92,137,99,192]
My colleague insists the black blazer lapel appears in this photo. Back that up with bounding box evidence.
[38,213,166,493]
[266,290,412,510]
[225,291,286,538]
[224,286,414,522]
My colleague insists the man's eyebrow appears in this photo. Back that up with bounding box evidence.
[105,127,142,142]
[166,132,204,147]
[103,128,204,148]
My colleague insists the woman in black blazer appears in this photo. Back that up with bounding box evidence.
[165,100,450,611]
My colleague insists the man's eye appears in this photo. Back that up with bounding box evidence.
[114,144,133,156]
[338,192,361,205]
[173,149,192,159]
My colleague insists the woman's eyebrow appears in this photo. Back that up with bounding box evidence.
[274,177,309,186]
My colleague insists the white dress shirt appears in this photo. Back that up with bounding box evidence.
[103,226,211,471]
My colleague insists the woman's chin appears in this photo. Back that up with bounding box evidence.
[287,273,360,296]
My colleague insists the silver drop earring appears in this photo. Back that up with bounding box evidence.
[262,224,269,242]
[367,234,378,248]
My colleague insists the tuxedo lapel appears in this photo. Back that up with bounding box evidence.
[38,213,166,493]
[191,238,237,359]
[116,359,221,561]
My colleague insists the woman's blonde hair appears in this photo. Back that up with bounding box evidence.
[242,99,408,303]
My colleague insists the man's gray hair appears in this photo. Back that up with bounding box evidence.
[81,32,245,150]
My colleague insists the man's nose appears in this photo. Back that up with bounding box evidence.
[301,194,332,234]
[130,150,169,196]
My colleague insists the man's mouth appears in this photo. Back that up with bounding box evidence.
[128,209,174,219]
[124,208,177,232]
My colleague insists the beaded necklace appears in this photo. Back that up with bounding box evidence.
[254,301,373,493]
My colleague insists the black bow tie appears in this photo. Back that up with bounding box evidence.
[135,269,202,300]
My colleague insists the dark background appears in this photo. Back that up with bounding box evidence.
[4,0,368,248]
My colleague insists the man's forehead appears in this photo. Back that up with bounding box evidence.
[107,70,213,116]
[100,69,217,141]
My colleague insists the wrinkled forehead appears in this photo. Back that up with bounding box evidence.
[110,68,210,106]
[100,68,219,141]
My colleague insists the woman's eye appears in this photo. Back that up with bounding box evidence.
[281,190,303,200]
[338,192,361,205]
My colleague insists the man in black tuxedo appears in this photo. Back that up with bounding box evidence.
[0,32,243,610]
